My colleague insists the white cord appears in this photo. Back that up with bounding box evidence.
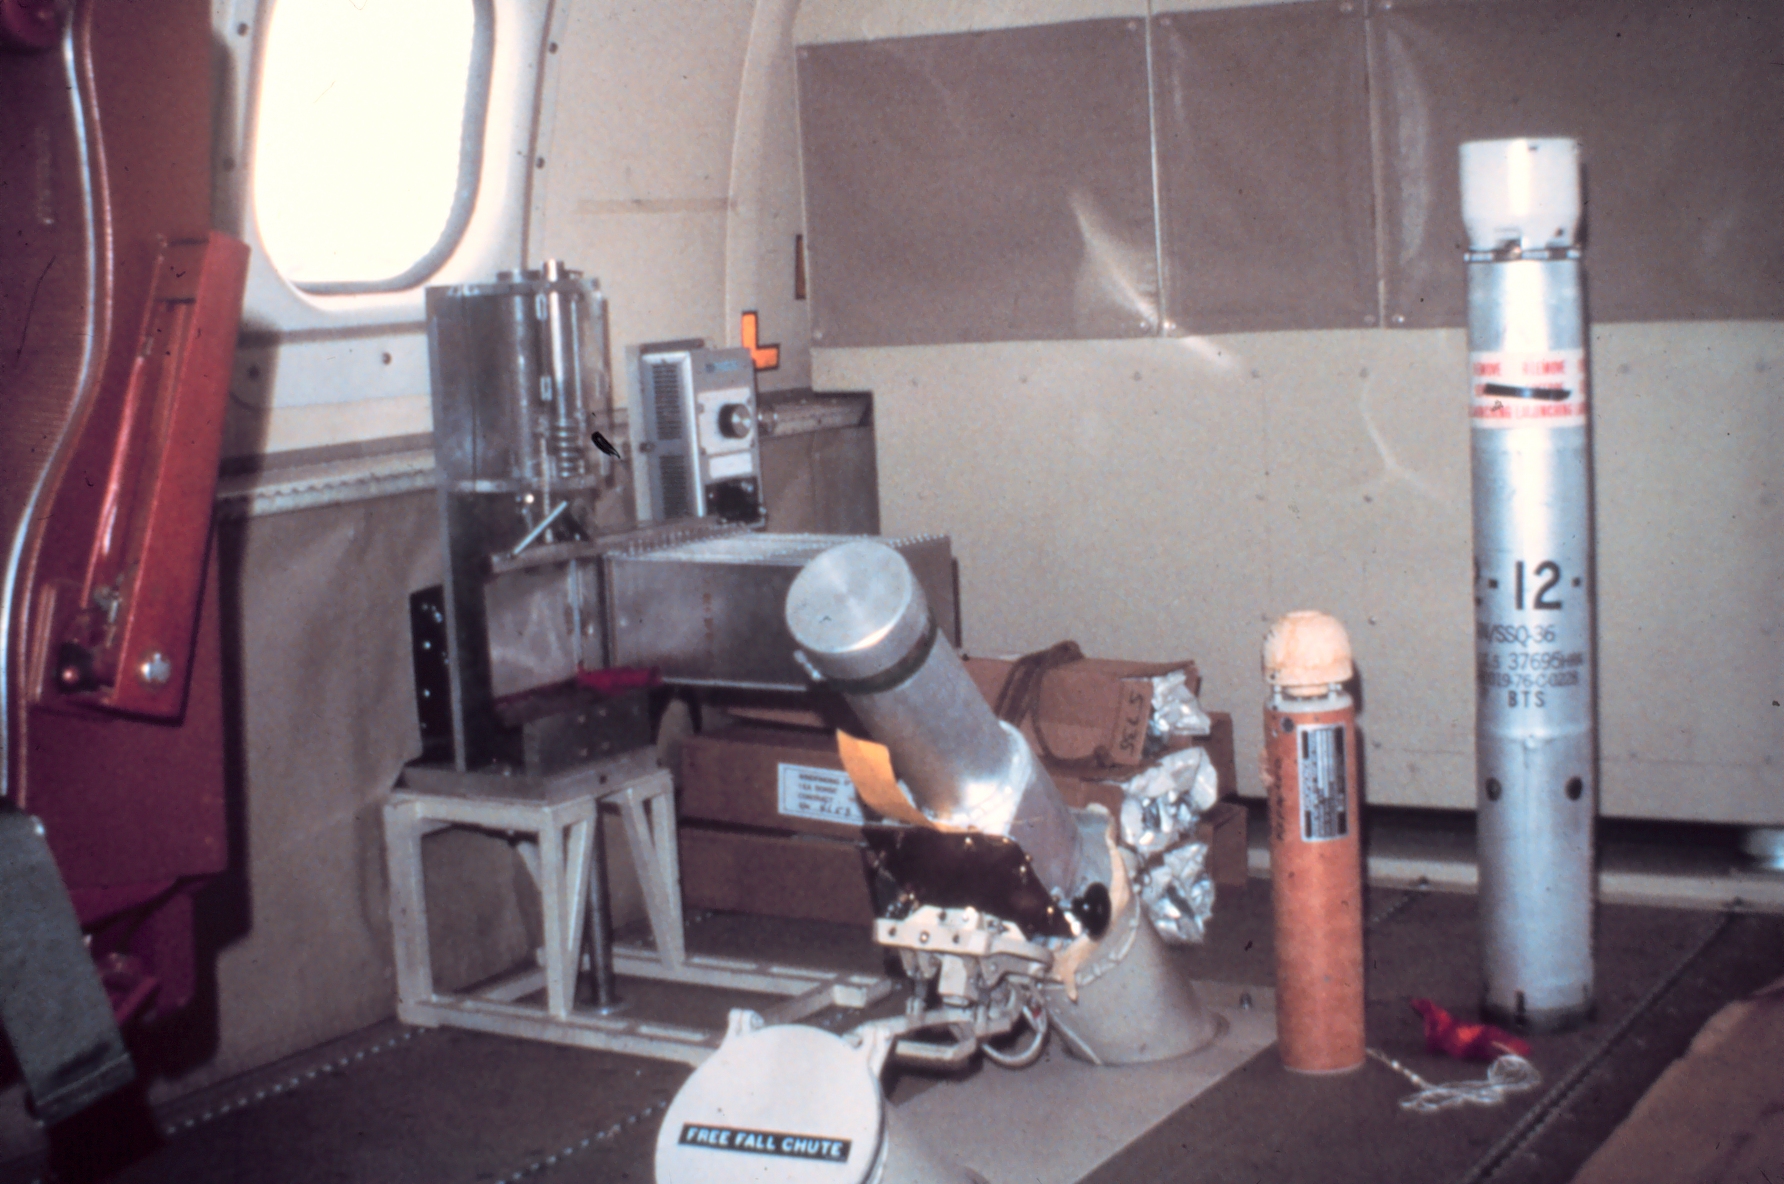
[1368,1048,1542,1114]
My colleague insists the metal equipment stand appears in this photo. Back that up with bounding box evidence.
[383,749,891,1066]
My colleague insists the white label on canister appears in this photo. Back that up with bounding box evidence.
[1470,349,1588,428]
[1297,724,1348,842]
[777,763,864,826]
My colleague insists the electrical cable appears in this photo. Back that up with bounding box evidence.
[1367,1047,1541,1114]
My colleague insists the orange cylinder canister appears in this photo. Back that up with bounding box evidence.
[1261,611,1364,1074]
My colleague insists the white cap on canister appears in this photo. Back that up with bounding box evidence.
[1262,611,1354,695]
[1459,138,1581,251]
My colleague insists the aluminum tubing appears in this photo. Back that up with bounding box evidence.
[1469,255,1596,1033]
[785,540,1084,895]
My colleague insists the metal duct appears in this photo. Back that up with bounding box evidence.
[785,539,1084,895]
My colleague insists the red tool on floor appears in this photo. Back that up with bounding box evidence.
[1368,999,1542,1114]
[1411,998,1532,1062]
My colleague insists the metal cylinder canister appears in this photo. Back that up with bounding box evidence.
[1462,138,1595,1033]
[784,539,1084,895]
[1262,612,1364,1074]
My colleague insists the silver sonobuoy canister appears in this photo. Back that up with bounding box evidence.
[1463,138,1596,1033]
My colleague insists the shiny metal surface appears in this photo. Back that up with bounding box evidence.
[755,392,871,437]
[539,259,591,483]
[781,539,930,683]
[1740,827,1784,873]
[606,532,956,692]
[785,541,1083,894]
[481,561,589,700]
[425,266,633,772]
[1469,253,1597,1032]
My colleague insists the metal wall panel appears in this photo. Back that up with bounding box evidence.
[798,0,1782,342]
[1375,0,1784,328]
[1154,2,1378,333]
[797,19,1159,347]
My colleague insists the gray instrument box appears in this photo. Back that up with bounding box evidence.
[630,341,763,525]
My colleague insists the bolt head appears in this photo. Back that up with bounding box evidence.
[139,652,172,686]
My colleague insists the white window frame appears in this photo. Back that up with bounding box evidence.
[213,0,555,457]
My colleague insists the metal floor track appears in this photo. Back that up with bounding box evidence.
[3,891,1781,1184]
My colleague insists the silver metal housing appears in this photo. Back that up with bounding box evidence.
[1468,250,1597,1033]
[784,540,1085,895]
[606,531,956,691]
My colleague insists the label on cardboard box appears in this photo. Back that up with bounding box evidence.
[1111,679,1151,763]
[777,763,865,827]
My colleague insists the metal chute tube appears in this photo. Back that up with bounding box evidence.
[1463,138,1596,1033]
[1039,811,1221,1064]
[785,540,1084,895]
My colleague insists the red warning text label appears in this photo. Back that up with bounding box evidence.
[1469,349,1589,428]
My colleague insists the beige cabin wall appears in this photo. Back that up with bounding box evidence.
[537,0,1779,824]
[528,0,813,391]
[815,322,1782,823]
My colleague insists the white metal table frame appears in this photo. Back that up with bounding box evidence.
[383,750,891,1066]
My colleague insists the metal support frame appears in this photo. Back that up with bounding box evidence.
[382,749,891,1065]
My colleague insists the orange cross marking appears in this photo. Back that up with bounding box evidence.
[740,311,780,372]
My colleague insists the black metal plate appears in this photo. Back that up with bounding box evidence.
[518,688,650,774]
[408,586,454,765]
[859,825,1073,939]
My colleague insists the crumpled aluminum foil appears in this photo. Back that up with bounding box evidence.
[1149,669,1213,740]
[1113,745,1222,944]
[1138,844,1216,944]
[1120,792,1198,860]
[1116,747,1220,858]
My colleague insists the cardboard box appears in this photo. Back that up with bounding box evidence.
[1197,800,1250,889]
[962,655,1199,767]
[1043,713,1236,810]
[1572,974,1784,1184]
[1043,715,1246,892]
[678,725,870,840]
[678,824,876,926]
[675,712,1245,921]
[703,687,866,734]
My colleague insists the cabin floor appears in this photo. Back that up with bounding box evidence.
[3,871,1781,1184]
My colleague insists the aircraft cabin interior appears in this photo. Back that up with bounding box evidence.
[1,0,1781,1182]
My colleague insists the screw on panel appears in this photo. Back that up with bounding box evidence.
[139,652,172,686]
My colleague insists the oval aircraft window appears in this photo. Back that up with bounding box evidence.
[251,0,493,295]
